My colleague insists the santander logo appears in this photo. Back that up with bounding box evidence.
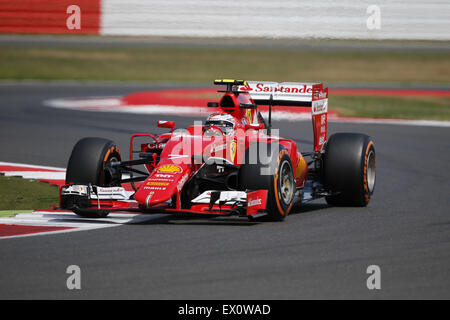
[248,198,262,207]
[240,83,252,91]
[243,82,312,94]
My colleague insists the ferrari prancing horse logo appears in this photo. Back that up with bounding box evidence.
[230,141,237,162]
[247,109,253,124]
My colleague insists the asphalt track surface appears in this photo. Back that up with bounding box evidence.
[0,82,449,299]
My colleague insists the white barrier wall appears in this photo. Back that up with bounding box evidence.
[100,0,450,40]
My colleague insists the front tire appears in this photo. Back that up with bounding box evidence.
[65,137,122,217]
[323,133,376,206]
[238,144,295,221]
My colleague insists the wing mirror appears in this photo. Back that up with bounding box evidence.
[245,123,264,130]
[157,120,175,133]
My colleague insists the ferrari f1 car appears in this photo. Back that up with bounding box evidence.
[60,79,376,221]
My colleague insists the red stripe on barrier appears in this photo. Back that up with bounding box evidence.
[0,224,75,237]
[0,0,100,34]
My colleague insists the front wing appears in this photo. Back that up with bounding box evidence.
[59,185,270,219]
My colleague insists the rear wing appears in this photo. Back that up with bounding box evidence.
[238,81,328,152]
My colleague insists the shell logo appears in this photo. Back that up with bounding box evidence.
[157,164,182,173]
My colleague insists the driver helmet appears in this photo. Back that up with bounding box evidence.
[205,113,236,136]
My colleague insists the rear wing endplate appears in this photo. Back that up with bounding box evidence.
[238,81,328,152]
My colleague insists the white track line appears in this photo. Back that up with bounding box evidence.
[2,171,66,180]
[0,161,65,171]
[0,211,167,240]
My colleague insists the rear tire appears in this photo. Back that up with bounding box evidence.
[65,137,122,217]
[238,143,295,221]
[323,133,376,206]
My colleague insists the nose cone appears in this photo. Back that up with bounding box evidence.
[134,163,189,208]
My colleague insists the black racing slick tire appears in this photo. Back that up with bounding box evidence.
[323,133,376,206]
[238,143,295,221]
[65,137,122,218]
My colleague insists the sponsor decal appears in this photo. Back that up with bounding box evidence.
[230,141,237,162]
[248,198,262,207]
[251,83,312,94]
[240,83,252,91]
[318,91,328,99]
[240,81,320,98]
[72,185,85,193]
[148,142,166,149]
[319,136,325,146]
[211,143,227,154]
[148,178,173,182]
[146,181,170,186]
[208,113,235,123]
[144,186,167,191]
[145,191,155,207]
[157,164,182,173]
[247,109,253,124]
[97,187,123,192]
[312,99,328,115]
[246,190,268,215]
[154,173,174,178]
[177,173,189,192]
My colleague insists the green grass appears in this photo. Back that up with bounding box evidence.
[0,46,448,120]
[0,210,33,218]
[0,175,59,211]
[0,47,449,84]
[331,95,450,120]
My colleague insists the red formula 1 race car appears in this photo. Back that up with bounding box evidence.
[59,79,376,221]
